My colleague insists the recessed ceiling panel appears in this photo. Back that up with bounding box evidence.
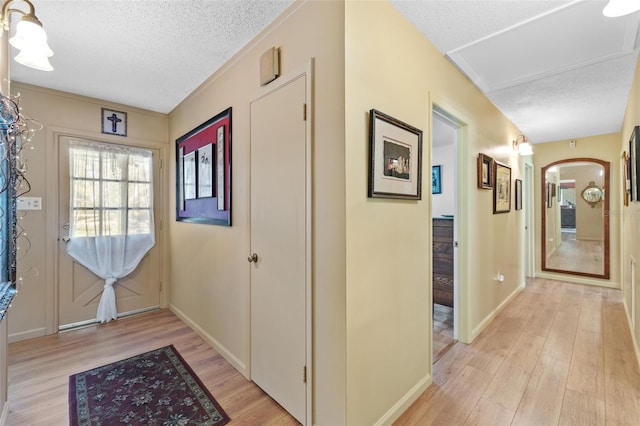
[447,1,640,92]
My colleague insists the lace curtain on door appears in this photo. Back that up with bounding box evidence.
[66,140,155,323]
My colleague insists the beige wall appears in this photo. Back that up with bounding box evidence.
[8,83,169,341]
[167,2,346,424]
[345,2,525,424]
[620,54,640,351]
[534,134,620,287]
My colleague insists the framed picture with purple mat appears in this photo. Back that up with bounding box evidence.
[69,345,230,425]
[176,107,232,226]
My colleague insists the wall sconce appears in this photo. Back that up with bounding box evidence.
[1,0,53,71]
[513,134,533,156]
[603,0,640,17]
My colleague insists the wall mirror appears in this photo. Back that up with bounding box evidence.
[541,158,610,279]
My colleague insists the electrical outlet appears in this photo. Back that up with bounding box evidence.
[17,197,42,211]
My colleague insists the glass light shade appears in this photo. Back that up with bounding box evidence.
[518,141,533,156]
[14,50,53,71]
[9,19,53,57]
[603,0,640,17]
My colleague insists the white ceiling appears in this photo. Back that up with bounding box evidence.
[9,0,640,145]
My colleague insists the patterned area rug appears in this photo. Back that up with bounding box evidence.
[69,345,230,425]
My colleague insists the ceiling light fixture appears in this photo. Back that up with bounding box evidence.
[603,0,640,17]
[513,134,533,156]
[1,0,53,71]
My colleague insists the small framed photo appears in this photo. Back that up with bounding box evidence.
[515,178,522,210]
[623,150,630,206]
[432,165,442,194]
[546,182,553,208]
[477,153,494,189]
[183,151,197,200]
[493,161,511,214]
[629,126,640,202]
[197,143,214,198]
[368,109,423,200]
[101,108,127,137]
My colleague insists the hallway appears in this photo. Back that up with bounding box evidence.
[396,278,640,425]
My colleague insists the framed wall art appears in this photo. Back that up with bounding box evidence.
[546,182,553,208]
[623,150,630,206]
[493,161,511,214]
[368,109,423,200]
[515,178,522,210]
[432,165,442,194]
[477,153,494,189]
[176,107,232,226]
[629,126,640,202]
[101,108,127,137]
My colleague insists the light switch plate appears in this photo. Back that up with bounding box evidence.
[17,197,42,210]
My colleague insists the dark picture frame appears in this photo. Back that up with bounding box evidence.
[432,165,442,194]
[101,107,127,137]
[546,182,553,208]
[629,126,640,202]
[368,109,423,200]
[515,178,522,210]
[477,153,494,189]
[623,150,630,206]
[493,161,511,214]
[176,107,232,226]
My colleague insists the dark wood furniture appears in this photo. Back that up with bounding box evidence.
[433,217,454,307]
[561,207,576,228]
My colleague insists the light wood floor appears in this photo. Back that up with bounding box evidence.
[396,278,640,425]
[433,303,455,364]
[547,232,604,276]
[5,309,298,425]
[7,278,640,425]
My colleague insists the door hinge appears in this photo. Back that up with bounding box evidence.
[160,159,163,169]
[303,365,307,383]
[303,103,307,121]
[159,220,163,230]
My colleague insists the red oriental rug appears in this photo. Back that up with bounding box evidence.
[69,345,230,425]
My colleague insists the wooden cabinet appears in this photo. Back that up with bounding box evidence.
[561,207,576,228]
[433,218,453,307]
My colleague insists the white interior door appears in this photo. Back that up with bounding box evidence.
[57,136,162,329]
[250,74,307,423]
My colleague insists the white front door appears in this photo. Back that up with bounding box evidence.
[57,136,162,329]
[250,74,308,423]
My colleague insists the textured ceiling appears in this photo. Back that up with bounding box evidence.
[8,0,640,145]
[391,0,640,143]
[10,0,295,113]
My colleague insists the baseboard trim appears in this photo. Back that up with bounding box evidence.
[374,373,431,426]
[169,303,248,378]
[623,298,640,371]
[471,281,525,341]
[8,327,45,343]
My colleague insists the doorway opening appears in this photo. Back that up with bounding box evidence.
[431,107,460,363]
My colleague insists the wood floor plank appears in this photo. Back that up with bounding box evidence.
[511,354,570,426]
[463,396,515,426]
[482,334,545,411]
[558,388,605,426]
[565,329,604,400]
